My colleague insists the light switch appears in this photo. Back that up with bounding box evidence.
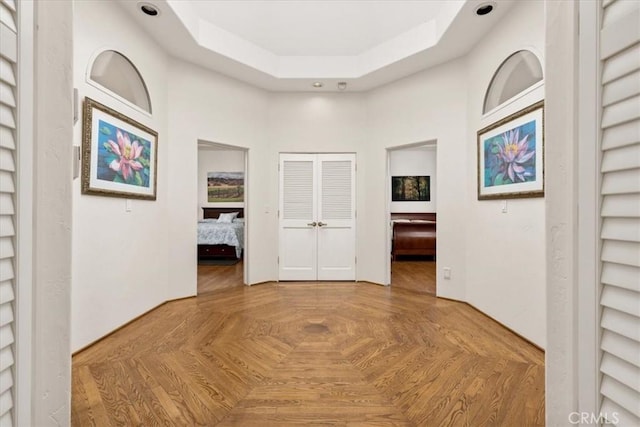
[125,199,132,212]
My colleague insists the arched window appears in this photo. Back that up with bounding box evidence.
[483,50,543,113]
[89,50,152,113]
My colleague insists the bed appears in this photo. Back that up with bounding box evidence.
[391,212,436,260]
[198,208,244,260]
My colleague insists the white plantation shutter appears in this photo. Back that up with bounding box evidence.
[320,160,352,220]
[0,0,17,425]
[599,0,640,425]
[282,160,314,220]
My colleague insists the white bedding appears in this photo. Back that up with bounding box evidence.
[197,219,244,258]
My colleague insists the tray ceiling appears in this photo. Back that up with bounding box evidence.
[117,0,515,91]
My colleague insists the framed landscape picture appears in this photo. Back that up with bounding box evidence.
[391,176,430,201]
[477,100,544,200]
[207,172,244,202]
[81,97,158,200]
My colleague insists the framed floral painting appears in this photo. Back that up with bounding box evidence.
[477,100,544,200]
[81,97,158,200]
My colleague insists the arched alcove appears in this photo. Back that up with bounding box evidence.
[483,50,543,113]
[89,50,152,113]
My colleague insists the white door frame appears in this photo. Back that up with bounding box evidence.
[385,140,438,286]
[16,1,35,424]
[196,140,250,285]
[576,0,600,416]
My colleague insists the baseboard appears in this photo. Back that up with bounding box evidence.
[356,280,388,286]
[72,294,197,356]
[436,296,545,352]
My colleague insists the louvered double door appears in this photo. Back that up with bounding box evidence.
[279,153,356,281]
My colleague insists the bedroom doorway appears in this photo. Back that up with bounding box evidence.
[197,141,248,294]
[386,141,437,295]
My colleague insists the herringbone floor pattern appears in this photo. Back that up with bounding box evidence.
[72,268,544,426]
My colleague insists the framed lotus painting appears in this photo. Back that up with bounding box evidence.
[477,100,544,200]
[81,97,158,200]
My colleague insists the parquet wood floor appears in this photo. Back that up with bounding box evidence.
[391,258,436,295]
[198,260,244,294]
[73,279,544,426]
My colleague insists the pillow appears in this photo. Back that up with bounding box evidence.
[217,212,239,223]
[233,217,244,223]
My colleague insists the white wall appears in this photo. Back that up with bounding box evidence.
[389,147,437,213]
[545,1,580,423]
[266,93,369,279]
[71,1,170,351]
[167,61,270,289]
[464,0,546,347]
[365,0,546,346]
[366,59,469,295]
[33,1,73,424]
[197,148,245,219]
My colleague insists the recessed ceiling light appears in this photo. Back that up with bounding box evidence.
[139,2,160,16]
[312,82,323,88]
[475,2,495,16]
[337,82,347,91]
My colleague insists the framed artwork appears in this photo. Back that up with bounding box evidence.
[82,97,158,200]
[477,100,544,200]
[207,172,244,202]
[391,176,430,201]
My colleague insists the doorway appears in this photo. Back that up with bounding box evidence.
[278,153,356,281]
[386,142,437,295]
[197,141,248,293]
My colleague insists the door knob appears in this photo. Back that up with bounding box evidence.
[307,222,317,227]
[317,221,327,227]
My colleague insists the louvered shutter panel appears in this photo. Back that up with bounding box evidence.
[282,160,314,220]
[0,0,17,425]
[321,161,352,220]
[599,0,640,425]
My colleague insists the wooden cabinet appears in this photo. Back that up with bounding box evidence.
[391,213,436,260]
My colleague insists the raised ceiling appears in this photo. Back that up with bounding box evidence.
[189,1,446,56]
[117,0,515,92]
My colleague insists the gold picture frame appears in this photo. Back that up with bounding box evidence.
[81,97,158,200]
[477,100,544,200]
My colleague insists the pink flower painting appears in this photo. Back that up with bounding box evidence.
[97,121,152,188]
[108,130,144,181]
